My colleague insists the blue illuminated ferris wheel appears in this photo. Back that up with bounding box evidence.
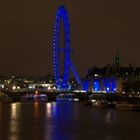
[53,5,83,90]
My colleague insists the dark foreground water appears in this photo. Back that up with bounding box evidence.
[0,102,140,140]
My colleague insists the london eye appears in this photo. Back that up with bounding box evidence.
[53,5,83,90]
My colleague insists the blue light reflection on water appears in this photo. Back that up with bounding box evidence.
[0,102,140,140]
[45,102,77,140]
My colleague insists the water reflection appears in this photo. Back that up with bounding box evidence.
[9,103,21,140]
[0,102,140,140]
[46,102,76,120]
[11,103,20,119]
[105,109,117,124]
[45,102,75,140]
[34,102,39,118]
[46,102,57,118]
[0,103,1,119]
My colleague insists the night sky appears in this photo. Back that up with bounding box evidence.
[0,0,140,77]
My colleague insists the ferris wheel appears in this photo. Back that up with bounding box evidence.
[53,5,83,90]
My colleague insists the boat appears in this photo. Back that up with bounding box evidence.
[90,100,116,108]
[37,94,48,102]
[85,94,116,108]
[0,93,13,103]
[116,102,140,111]
[21,94,48,102]
[56,93,79,102]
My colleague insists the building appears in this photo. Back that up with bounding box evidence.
[84,55,140,93]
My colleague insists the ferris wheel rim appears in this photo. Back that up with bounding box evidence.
[53,6,71,89]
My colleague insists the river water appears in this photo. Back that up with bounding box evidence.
[0,102,140,140]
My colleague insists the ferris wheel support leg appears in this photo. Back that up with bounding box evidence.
[69,61,83,90]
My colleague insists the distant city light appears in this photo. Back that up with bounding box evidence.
[106,87,110,91]
[17,86,20,89]
[113,88,116,91]
[12,86,16,90]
